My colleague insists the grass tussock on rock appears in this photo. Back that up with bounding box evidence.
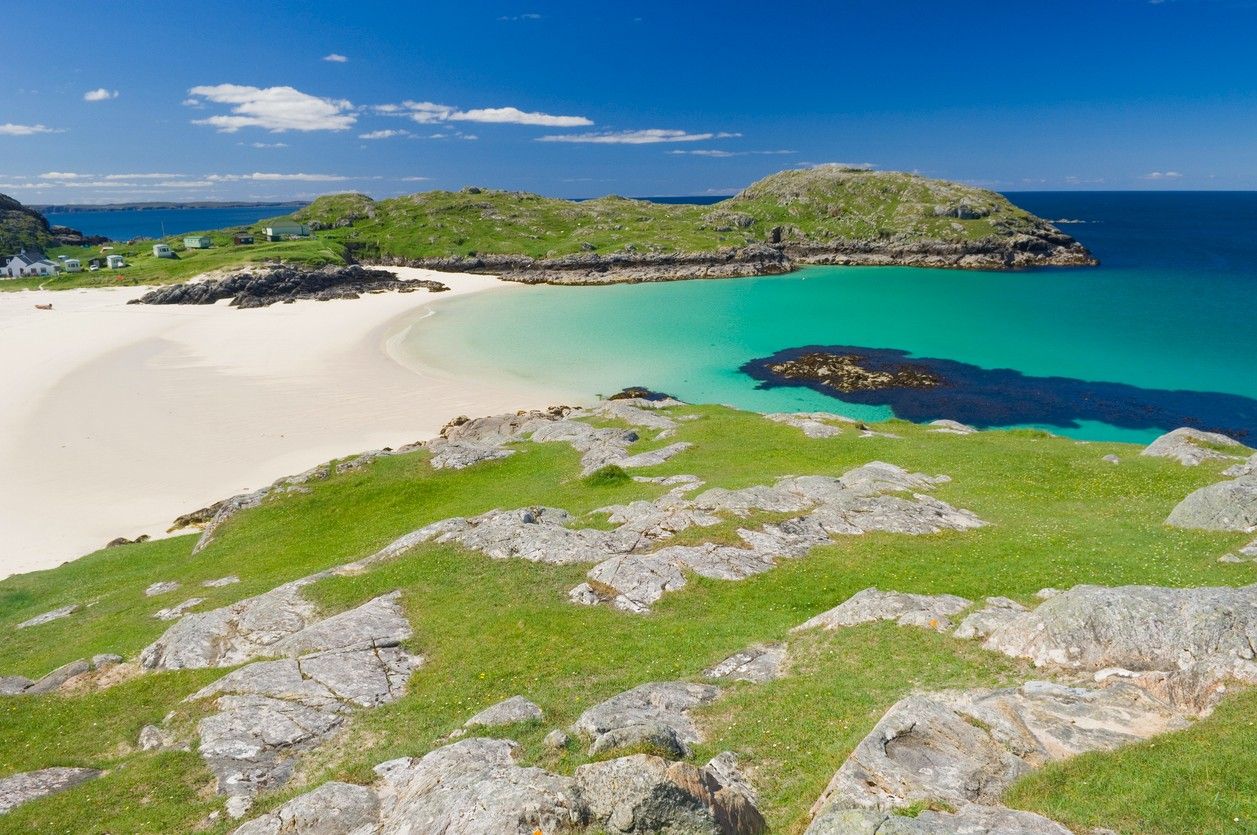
[0,404,1253,832]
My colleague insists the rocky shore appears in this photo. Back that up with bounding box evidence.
[130,265,448,309]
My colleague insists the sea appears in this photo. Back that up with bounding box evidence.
[42,205,304,241]
[397,192,1257,444]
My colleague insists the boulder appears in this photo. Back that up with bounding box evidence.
[764,412,852,438]
[1165,476,1257,531]
[24,659,91,694]
[927,419,976,435]
[952,596,1028,640]
[145,581,180,596]
[0,675,33,695]
[138,724,172,752]
[16,604,78,629]
[0,767,101,814]
[1140,427,1246,466]
[704,644,788,683]
[372,738,587,833]
[154,597,206,621]
[544,729,570,749]
[231,781,380,835]
[572,681,720,756]
[1224,453,1257,478]
[203,575,241,587]
[464,695,543,728]
[193,487,269,554]
[1102,454,1121,464]
[808,681,1185,818]
[794,588,972,633]
[806,805,1071,834]
[575,753,765,835]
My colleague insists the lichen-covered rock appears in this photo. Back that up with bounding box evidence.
[138,724,172,752]
[193,487,269,554]
[927,419,977,435]
[231,781,380,835]
[16,604,79,629]
[808,681,1185,819]
[1141,427,1246,466]
[145,581,180,597]
[806,805,1071,834]
[0,675,33,695]
[372,738,586,834]
[0,767,101,814]
[204,575,241,588]
[572,682,720,756]
[154,597,206,621]
[1165,476,1257,531]
[764,412,853,438]
[794,588,973,633]
[1224,453,1257,478]
[953,596,1028,640]
[23,659,91,694]
[704,644,787,683]
[464,695,543,728]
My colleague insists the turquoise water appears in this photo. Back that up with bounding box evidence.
[399,193,1257,443]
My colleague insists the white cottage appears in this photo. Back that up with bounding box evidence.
[2,249,59,279]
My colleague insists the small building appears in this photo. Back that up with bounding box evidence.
[233,233,254,245]
[184,235,212,249]
[105,254,126,269]
[263,221,309,241]
[153,244,175,258]
[2,249,59,278]
[63,258,82,273]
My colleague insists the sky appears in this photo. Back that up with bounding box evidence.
[2,0,1257,204]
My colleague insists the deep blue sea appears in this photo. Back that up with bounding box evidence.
[400,191,1257,443]
[42,205,304,240]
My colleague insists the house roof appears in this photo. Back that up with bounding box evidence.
[6,248,51,267]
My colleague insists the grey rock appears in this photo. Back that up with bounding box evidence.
[1141,427,1246,466]
[204,575,242,588]
[154,597,206,621]
[16,604,78,629]
[985,584,1257,676]
[138,724,171,751]
[589,721,688,760]
[1224,453,1257,478]
[765,412,851,438]
[269,591,412,657]
[809,681,1185,818]
[0,767,101,814]
[372,737,586,834]
[1101,454,1121,464]
[91,653,123,669]
[0,675,33,695]
[953,596,1028,640]
[927,419,977,435]
[194,487,269,554]
[592,400,679,431]
[1166,476,1257,531]
[226,795,254,819]
[1035,587,1062,599]
[25,659,91,694]
[704,644,787,683]
[806,805,1071,834]
[465,695,543,728]
[704,751,759,806]
[794,587,973,633]
[575,753,766,835]
[231,781,379,835]
[145,581,181,596]
[572,681,720,756]
[544,729,570,749]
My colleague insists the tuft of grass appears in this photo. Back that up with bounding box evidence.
[583,464,632,487]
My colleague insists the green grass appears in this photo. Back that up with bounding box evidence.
[0,405,1253,832]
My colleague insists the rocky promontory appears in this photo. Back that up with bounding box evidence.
[129,265,448,309]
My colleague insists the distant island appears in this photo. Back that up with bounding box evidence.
[2,167,1096,290]
[30,200,308,214]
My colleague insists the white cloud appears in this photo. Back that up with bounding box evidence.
[187,84,356,132]
[105,173,184,180]
[39,171,86,179]
[668,149,795,158]
[0,123,62,136]
[804,161,877,170]
[498,12,541,20]
[387,100,592,127]
[322,53,349,63]
[207,172,351,182]
[359,129,410,140]
[400,176,431,181]
[537,129,740,144]
[247,141,290,149]
[83,88,119,102]
[1141,170,1182,180]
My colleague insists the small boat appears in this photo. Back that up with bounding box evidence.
[35,303,53,311]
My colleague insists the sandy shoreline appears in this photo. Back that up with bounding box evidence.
[0,268,574,579]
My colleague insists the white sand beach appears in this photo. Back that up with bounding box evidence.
[0,268,572,579]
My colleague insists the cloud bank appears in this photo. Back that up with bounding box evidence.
[187,84,357,132]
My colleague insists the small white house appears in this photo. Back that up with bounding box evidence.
[264,222,309,241]
[105,254,126,269]
[63,258,82,273]
[2,249,59,279]
[153,244,174,258]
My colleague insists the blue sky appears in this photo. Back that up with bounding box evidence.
[3,0,1256,203]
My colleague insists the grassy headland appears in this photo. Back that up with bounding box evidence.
[0,405,1251,832]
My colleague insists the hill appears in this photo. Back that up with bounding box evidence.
[291,167,1095,283]
[0,401,1252,832]
[0,192,54,254]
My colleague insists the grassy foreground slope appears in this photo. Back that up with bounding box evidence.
[0,405,1253,833]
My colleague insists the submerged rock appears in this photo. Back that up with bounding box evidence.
[793,587,973,633]
[0,767,101,815]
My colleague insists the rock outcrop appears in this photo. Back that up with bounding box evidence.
[0,767,101,815]
[16,604,78,629]
[952,596,1028,640]
[1166,475,1257,531]
[1140,427,1247,466]
[232,781,380,835]
[572,681,721,758]
[464,695,544,728]
[807,805,1070,834]
[130,265,448,309]
[764,412,854,438]
[793,588,973,633]
[704,644,788,683]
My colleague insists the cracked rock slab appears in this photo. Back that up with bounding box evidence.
[464,695,544,728]
[705,644,788,683]
[16,604,79,629]
[1141,427,1247,466]
[571,681,720,756]
[807,805,1071,834]
[952,596,1029,640]
[231,781,379,835]
[0,767,102,815]
[794,587,973,633]
[145,581,180,597]
[765,412,854,438]
[1166,476,1257,531]
[809,680,1186,819]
